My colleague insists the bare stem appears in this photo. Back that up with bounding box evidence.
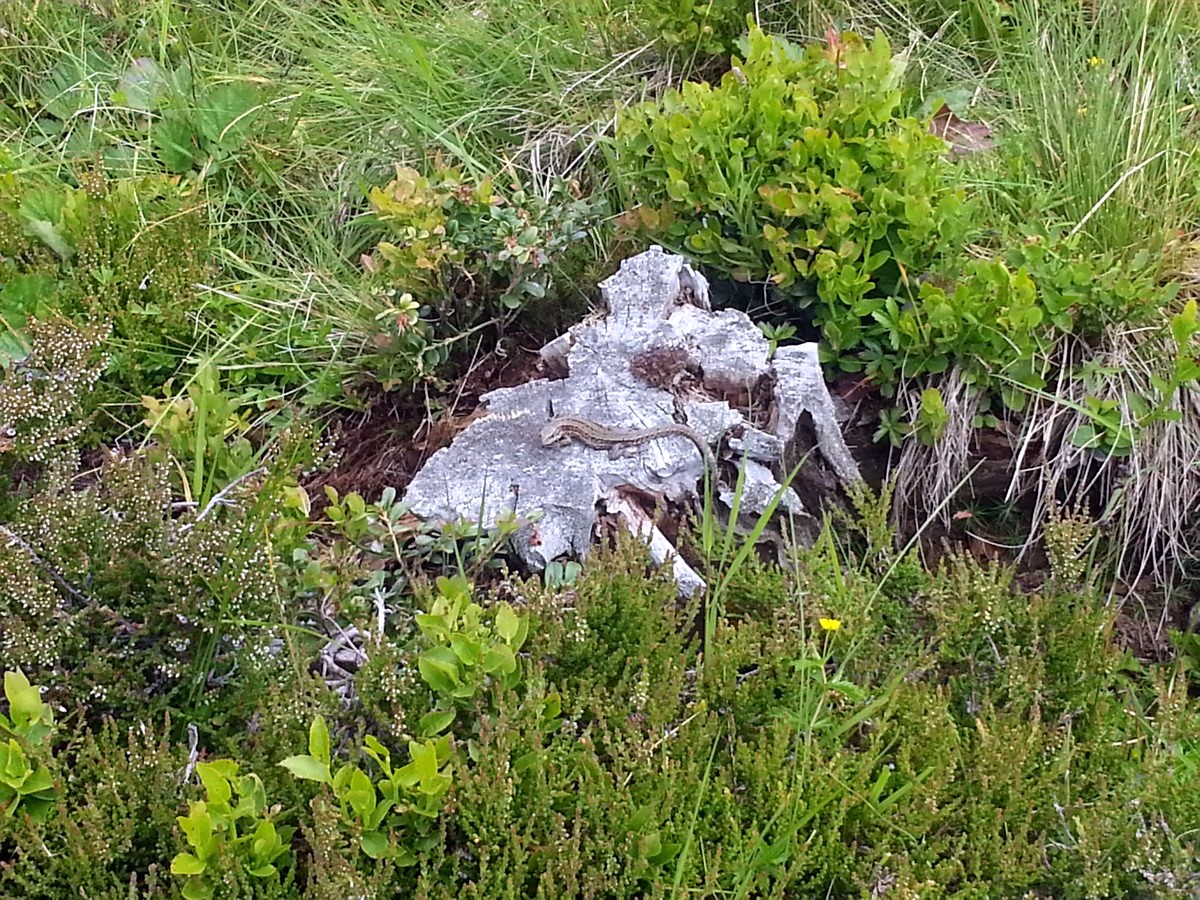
[178,467,269,534]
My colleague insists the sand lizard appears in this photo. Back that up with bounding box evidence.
[540,415,717,476]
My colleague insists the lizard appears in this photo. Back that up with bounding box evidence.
[540,415,717,478]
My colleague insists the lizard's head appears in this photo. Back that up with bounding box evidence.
[540,420,572,448]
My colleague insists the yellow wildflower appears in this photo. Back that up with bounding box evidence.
[819,618,842,632]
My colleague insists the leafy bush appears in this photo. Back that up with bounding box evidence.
[172,760,296,900]
[280,716,452,865]
[0,671,57,824]
[366,165,599,326]
[643,0,751,57]
[615,25,1199,443]
[414,575,528,711]
[615,28,970,375]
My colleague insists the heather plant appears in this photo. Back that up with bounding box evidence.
[0,0,1196,895]
[0,506,1197,896]
[0,435,319,720]
[0,316,110,462]
[0,321,329,723]
[0,167,212,404]
[0,715,183,898]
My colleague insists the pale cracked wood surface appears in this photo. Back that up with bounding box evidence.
[402,247,861,595]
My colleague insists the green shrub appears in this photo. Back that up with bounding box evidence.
[615,28,970,374]
[172,760,296,900]
[0,322,326,725]
[536,541,688,690]
[643,0,752,57]
[615,25,1199,441]
[280,715,452,866]
[3,512,1199,896]
[364,165,599,371]
[0,709,183,898]
[0,167,213,403]
[0,670,57,825]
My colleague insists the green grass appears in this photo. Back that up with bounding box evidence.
[974,0,1199,260]
[0,0,652,405]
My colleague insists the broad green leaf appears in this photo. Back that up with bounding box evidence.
[279,754,330,784]
[181,878,215,900]
[177,803,213,849]
[309,716,331,767]
[171,852,207,876]
[513,751,540,773]
[194,83,260,145]
[237,773,267,815]
[115,57,170,112]
[396,744,434,790]
[448,634,481,666]
[22,219,72,260]
[494,603,520,643]
[511,614,529,652]
[0,329,30,370]
[4,671,42,727]
[361,831,390,859]
[482,644,516,675]
[433,734,454,764]
[1171,299,1198,345]
[196,763,232,807]
[366,799,391,831]
[418,709,456,737]
[22,796,55,823]
[518,280,546,299]
[344,767,376,819]
[1,739,28,780]
[410,740,439,782]
[641,830,663,859]
[362,734,392,774]
[153,115,200,173]
[19,766,53,795]
[251,819,279,855]
[202,759,239,779]
[39,54,114,119]
[415,771,451,798]
[332,763,355,794]
[628,805,654,833]
[418,648,461,696]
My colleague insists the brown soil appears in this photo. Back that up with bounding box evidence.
[304,342,544,512]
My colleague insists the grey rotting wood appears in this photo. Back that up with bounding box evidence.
[402,247,861,595]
